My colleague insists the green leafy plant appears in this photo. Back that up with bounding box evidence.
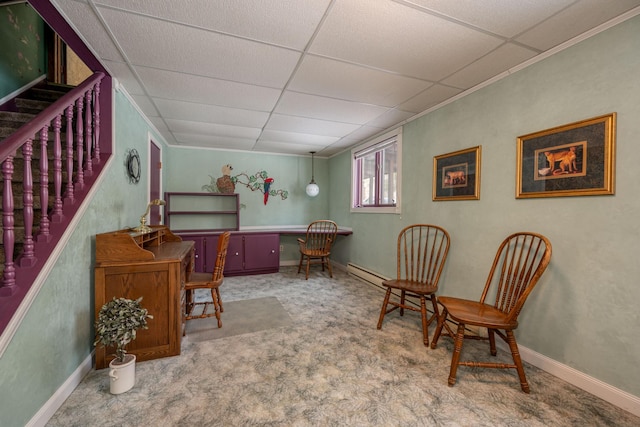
[94,297,152,363]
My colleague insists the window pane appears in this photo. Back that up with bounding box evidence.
[380,144,397,205]
[352,129,401,213]
[360,153,377,205]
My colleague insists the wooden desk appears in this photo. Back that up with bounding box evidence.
[94,226,194,369]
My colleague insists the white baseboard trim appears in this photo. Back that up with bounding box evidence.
[32,264,640,423]
[516,344,640,417]
[26,353,93,427]
[343,261,640,418]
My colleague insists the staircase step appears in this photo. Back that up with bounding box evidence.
[15,98,53,115]
[27,87,71,103]
[0,111,37,128]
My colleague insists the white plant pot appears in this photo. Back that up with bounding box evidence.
[108,354,136,394]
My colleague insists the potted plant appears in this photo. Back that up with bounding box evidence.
[94,297,152,394]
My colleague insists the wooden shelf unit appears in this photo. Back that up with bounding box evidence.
[164,192,240,233]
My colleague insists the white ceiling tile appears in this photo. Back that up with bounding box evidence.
[364,109,416,130]
[515,0,640,50]
[105,61,144,95]
[148,116,168,132]
[265,114,360,137]
[154,99,269,129]
[173,132,257,150]
[130,94,159,116]
[442,43,539,88]
[276,91,390,124]
[253,141,327,156]
[96,6,301,87]
[310,0,504,81]
[53,0,638,155]
[96,0,332,50]
[289,56,433,106]
[338,126,388,145]
[165,119,261,139]
[260,129,339,145]
[134,67,281,111]
[398,84,464,113]
[53,0,125,62]
[404,0,574,38]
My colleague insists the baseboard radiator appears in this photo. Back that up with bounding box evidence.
[346,262,485,337]
[346,262,389,290]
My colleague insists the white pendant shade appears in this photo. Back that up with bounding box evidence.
[306,152,319,197]
[306,182,319,197]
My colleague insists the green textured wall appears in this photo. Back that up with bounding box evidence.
[0,90,162,427]
[2,11,639,427]
[164,147,330,261]
[329,15,640,397]
[0,3,46,98]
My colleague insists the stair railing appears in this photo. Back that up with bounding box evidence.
[0,71,106,332]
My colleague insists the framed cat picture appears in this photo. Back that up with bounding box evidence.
[433,146,481,201]
[516,113,616,198]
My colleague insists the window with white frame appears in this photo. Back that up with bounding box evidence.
[351,129,401,213]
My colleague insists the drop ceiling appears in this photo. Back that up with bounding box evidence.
[50,0,640,157]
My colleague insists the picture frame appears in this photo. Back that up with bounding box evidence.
[433,146,481,201]
[516,113,616,198]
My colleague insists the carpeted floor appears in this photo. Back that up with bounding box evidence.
[47,267,639,426]
[185,296,293,342]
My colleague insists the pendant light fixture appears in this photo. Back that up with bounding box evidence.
[305,151,320,197]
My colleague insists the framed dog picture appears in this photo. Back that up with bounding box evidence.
[433,146,481,201]
[516,113,616,198]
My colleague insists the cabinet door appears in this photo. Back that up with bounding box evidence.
[244,234,280,271]
[225,234,245,273]
[188,236,205,272]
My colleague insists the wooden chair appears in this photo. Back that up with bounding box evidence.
[184,231,231,330]
[297,220,338,280]
[431,232,552,393]
[377,224,450,347]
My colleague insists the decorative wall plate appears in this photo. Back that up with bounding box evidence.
[125,148,141,184]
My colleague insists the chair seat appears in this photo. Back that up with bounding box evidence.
[438,296,518,330]
[299,247,329,257]
[186,272,219,289]
[382,279,437,295]
[297,220,338,280]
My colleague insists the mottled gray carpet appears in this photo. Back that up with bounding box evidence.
[47,267,639,426]
[185,296,293,341]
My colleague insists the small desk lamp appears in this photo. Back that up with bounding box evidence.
[133,199,165,233]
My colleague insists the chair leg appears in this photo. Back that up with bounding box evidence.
[326,257,333,278]
[305,255,310,280]
[216,287,224,313]
[506,330,530,393]
[211,288,222,328]
[377,288,392,329]
[448,322,466,387]
[488,328,497,356]
[400,290,406,316]
[420,296,429,347]
[430,308,447,349]
[297,253,304,274]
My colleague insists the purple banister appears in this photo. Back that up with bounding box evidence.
[37,125,50,243]
[75,97,84,190]
[18,138,35,268]
[1,157,16,295]
[51,114,63,222]
[93,82,101,161]
[0,72,105,162]
[84,90,93,176]
[64,105,75,204]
